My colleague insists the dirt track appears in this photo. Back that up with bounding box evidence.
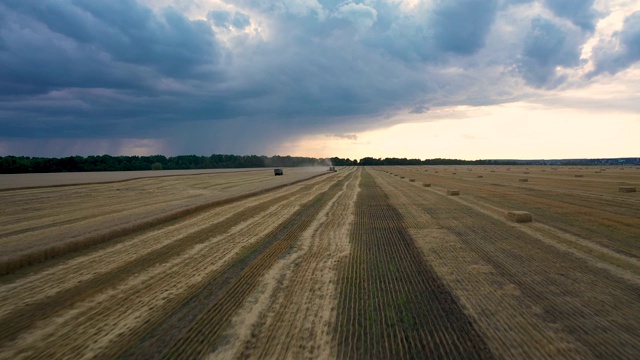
[1,166,639,359]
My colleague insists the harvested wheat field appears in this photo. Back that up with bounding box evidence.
[1,166,639,359]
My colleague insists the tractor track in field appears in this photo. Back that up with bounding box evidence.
[336,168,493,359]
[229,167,361,359]
[111,169,355,359]
[0,171,341,358]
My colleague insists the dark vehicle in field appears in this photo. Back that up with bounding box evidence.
[274,168,283,176]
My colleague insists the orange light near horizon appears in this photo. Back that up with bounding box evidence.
[277,102,640,160]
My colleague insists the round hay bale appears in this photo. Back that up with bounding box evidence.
[409,179,416,182]
[518,178,528,182]
[423,183,431,187]
[575,174,584,178]
[447,190,460,196]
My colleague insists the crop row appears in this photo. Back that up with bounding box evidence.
[440,208,640,358]
[0,172,342,358]
[335,169,492,359]
[113,170,355,358]
[370,170,594,358]
[235,168,362,359]
[376,168,640,358]
[0,170,331,275]
[384,166,640,258]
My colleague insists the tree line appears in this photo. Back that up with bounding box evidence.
[0,154,511,174]
[0,154,330,174]
[357,157,513,166]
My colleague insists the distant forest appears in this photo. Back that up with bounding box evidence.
[0,154,636,174]
[0,154,500,174]
[0,154,343,174]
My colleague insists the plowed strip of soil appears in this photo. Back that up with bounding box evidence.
[335,168,493,359]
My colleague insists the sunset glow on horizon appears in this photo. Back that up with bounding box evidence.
[278,100,640,160]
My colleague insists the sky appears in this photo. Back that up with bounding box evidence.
[0,0,639,160]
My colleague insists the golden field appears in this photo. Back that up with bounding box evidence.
[0,166,639,359]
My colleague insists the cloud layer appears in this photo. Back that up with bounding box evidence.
[0,0,639,156]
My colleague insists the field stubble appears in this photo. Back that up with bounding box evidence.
[0,168,343,358]
[220,167,361,359]
[373,166,640,358]
[0,168,325,275]
[1,165,639,359]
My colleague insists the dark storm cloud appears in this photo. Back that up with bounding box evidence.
[0,0,220,98]
[0,0,226,140]
[543,0,599,32]
[517,16,582,87]
[621,12,640,62]
[0,0,630,156]
[409,105,430,114]
[503,0,600,31]
[592,11,640,76]
[431,0,498,55]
